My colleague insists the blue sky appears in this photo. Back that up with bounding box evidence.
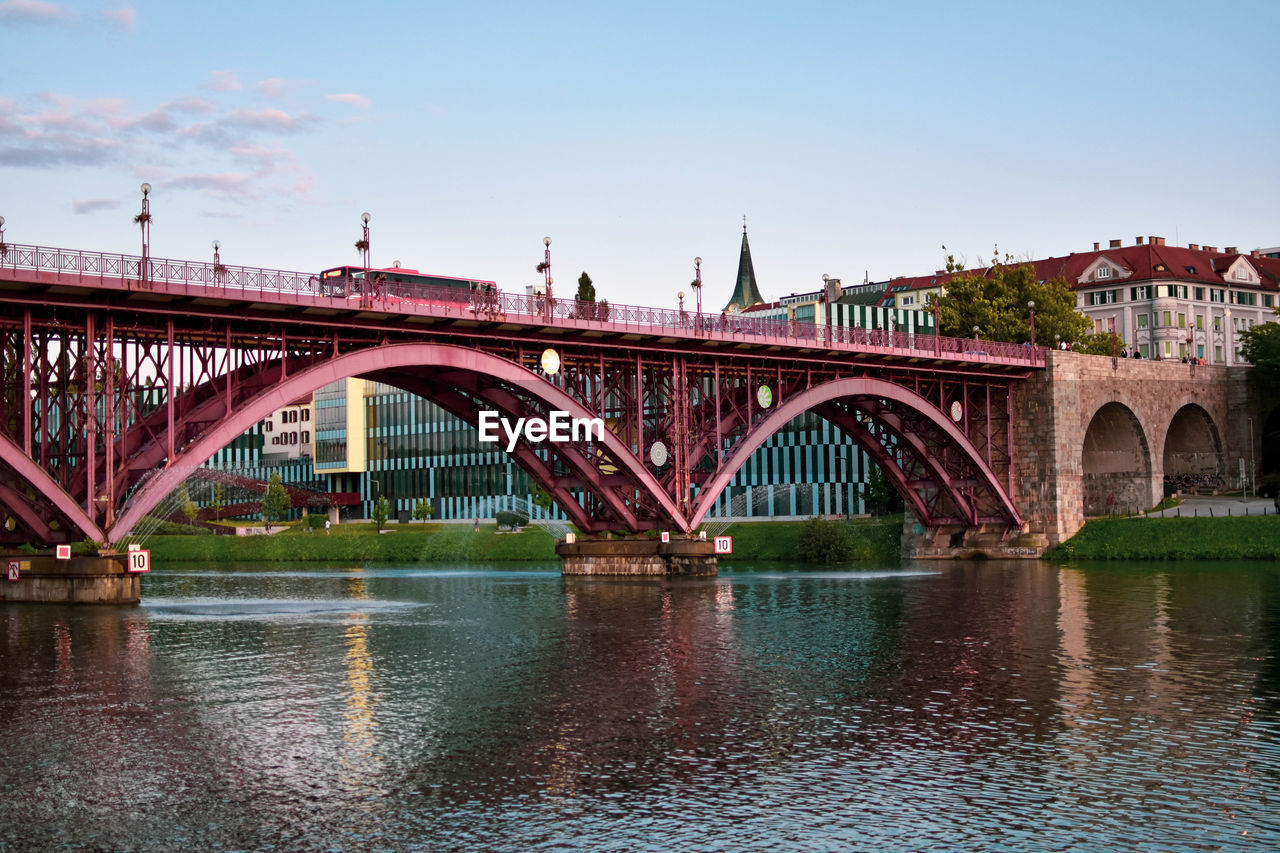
[3,0,1277,309]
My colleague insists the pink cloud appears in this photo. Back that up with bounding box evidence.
[208,70,241,92]
[254,78,292,99]
[102,6,135,31]
[164,172,257,201]
[0,0,76,26]
[225,108,316,133]
[326,93,371,109]
[73,198,122,214]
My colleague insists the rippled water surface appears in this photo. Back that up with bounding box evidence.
[3,560,1279,851]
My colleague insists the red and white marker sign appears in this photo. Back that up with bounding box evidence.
[714,536,733,554]
[660,531,670,543]
[127,549,151,574]
[55,544,71,560]
[7,559,19,582]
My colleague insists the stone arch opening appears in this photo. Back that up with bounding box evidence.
[1163,404,1224,491]
[1081,402,1152,516]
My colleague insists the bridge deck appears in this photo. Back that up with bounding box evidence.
[0,242,1043,373]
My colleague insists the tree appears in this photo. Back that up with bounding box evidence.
[932,248,1092,345]
[210,483,225,522]
[263,471,290,523]
[1075,331,1124,357]
[413,498,433,521]
[530,482,553,513]
[178,482,197,527]
[573,271,602,320]
[1241,322,1280,401]
[861,462,903,516]
[373,494,390,532]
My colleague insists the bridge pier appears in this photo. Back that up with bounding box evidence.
[1,553,140,604]
[900,516,1048,560]
[556,537,717,577]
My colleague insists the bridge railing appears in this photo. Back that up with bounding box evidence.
[0,243,317,293]
[0,242,1041,364]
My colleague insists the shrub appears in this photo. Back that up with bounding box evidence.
[796,517,853,563]
[495,511,529,530]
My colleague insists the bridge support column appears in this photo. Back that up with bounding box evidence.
[900,513,1046,560]
[1,553,140,604]
[557,537,717,577]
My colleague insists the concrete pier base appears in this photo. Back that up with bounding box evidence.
[900,520,1048,560]
[557,537,718,577]
[1,553,140,604]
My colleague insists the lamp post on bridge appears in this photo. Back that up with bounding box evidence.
[136,183,152,287]
[931,293,941,356]
[0,215,7,259]
[1224,308,1233,366]
[1027,300,1036,348]
[972,325,980,344]
[357,212,372,270]
[538,236,553,320]
[692,256,703,323]
[211,240,225,285]
[678,290,685,321]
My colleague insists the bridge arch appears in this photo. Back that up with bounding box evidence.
[0,432,104,544]
[689,376,1022,532]
[1081,401,1152,516]
[110,344,681,543]
[1162,404,1224,488]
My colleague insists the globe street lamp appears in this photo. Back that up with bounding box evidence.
[211,239,225,284]
[692,256,703,318]
[0,215,7,259]
[137,182,152,287]
[1224,308,1232,366]
[931,293,942,356]
[1027,299,1036,348]
[357,212,371,270]
[538,236,553,320]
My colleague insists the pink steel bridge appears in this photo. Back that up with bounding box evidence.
[0,243,1042,547]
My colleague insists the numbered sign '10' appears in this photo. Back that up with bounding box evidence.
[714,536,733,554]
[127,549,151,574]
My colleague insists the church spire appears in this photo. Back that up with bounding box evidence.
[722,219,765,313]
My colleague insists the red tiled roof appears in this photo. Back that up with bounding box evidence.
[885,243,1279,294]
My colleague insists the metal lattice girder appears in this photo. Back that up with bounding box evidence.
[0,254,1037,545]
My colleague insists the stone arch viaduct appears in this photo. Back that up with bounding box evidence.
[989,350,1258,552]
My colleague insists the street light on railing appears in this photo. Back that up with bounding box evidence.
[973,325,980,343]
[356,212,371,270]
[678,290,685,315]
[212,239,226,284]
[538,236,553,319]
[1224,308,1233,366]
[931,293,941,356]
[0,215,7,259]
[692,257,703,318]
[1027,299,1036,347]
[136,183,152,286]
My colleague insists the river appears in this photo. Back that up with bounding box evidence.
[2,559,1278,851]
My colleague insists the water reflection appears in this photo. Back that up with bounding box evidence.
[0,560,1277,851]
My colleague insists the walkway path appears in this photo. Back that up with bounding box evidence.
[1145,495,1277,518]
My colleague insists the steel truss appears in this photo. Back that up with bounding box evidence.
[0,282,1029,546]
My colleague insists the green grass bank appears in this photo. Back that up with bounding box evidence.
[1049,515,1280,561]
[139,517,903,565]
